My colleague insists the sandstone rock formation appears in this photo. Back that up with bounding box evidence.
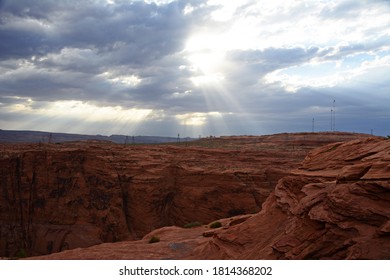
[1,132,365,258]
[27,136,389,260]
[2,132,381,259]
[201,137,390,259]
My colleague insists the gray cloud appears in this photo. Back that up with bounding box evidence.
[0,0,204,107]
[225,47,321,86]
[0,0,209,59]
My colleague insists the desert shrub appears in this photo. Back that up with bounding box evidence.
[15,248,28,259]
[149,236,160,243]
[183,221,202,228]
[209,221,222,229]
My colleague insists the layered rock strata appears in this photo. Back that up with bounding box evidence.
[3,132,354,257]
[13,133,388,259]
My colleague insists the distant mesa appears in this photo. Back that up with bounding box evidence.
[0,129,195,144]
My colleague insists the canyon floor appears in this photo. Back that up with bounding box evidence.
[1,132,389,259]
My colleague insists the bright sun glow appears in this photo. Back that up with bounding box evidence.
[184,19,260,86]
[188,51,224,74]
[185,34,227,86]
[175,111,222,126]
[190,73,225,87]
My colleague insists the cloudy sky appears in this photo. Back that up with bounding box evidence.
[0,0,389,137]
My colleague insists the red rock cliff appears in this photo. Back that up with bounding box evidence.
[31,136,388,260]
[191,137,390,259]
[9,132,384,260]
[4,132,347,258]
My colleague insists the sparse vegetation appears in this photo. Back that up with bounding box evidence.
[148,236,160,243]
[15,248,28,259]
[321,143,342,154]
[183,221,202,228]
[209,221,222,229]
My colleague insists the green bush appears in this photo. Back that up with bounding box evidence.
[183,221,202,228]
[15,248,28,259]
[149,236,160,243]
[209,221,222,229]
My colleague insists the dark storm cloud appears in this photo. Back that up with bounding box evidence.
[0,0,212,109]
[0,0,209,60]
[0,19,51,59]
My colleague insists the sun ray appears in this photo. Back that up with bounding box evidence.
[4,99,159,135]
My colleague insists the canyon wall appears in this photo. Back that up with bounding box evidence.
[192,137,390,259]
[0,132,374,258]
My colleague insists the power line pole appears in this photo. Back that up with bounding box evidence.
[312,118,315,132]
[124,135,129,145]
[333,99,336,132]
[330,99,336,132]
[331,109,333,131]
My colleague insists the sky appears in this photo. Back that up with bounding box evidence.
[0,0,389,137]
